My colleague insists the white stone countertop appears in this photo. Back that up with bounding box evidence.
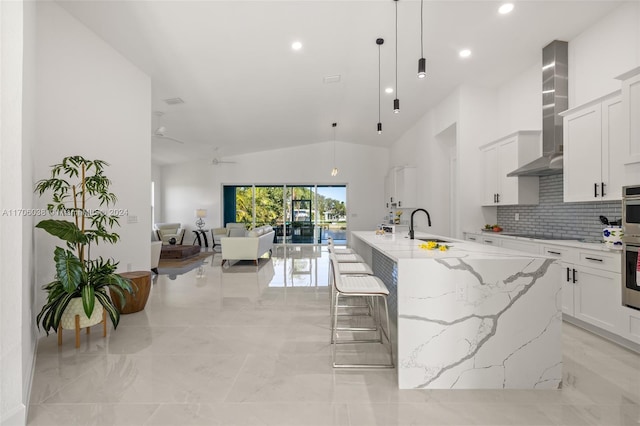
[351,231,553,262]
[462,230,623,253]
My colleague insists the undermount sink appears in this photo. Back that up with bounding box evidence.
[416,238,450,243]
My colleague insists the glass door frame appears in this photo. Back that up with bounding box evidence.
[223,184,347,245]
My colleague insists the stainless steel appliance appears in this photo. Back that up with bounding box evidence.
[622,185,640,310]
[623,185,640,237]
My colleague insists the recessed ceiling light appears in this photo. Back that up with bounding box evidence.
[385,87,393,94]
[459,49,472,58]
[291,41,302,51]
[498,3,514,14]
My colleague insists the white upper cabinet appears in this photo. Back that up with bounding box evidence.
[480,131,540,206]
[616,67,640,165]
[562,91,623,202]
[384,166,417,209]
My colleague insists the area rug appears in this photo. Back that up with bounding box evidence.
[157,252,213,276]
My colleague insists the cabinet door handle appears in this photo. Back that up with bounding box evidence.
[566,267,570,282]
[572,269,577,283]
[390,197,393,203]
[601,182,606,197]
[547,250,561,255]
[496,193,500,203]
[585,257,603,262]
[398,201,402,207]
[493,193,496,203]
[484,240,493,244]
[469,237,476,241]
[594,183,599,198]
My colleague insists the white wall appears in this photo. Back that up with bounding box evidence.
[457,86,499,234]
[0,2,32,424]
[151,162,163,228]
[160,141,389,238]
[34,2,151,320]
[570,1,640,106]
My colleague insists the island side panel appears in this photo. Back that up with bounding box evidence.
[397,257,562,390]
[351,235,399,365]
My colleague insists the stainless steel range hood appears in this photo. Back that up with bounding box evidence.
[507,40,568,177]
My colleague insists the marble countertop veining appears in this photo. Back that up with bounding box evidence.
[351,231,552,262]
[463,230,622,253]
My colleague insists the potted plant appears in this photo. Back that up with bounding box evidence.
[34,156,133,336]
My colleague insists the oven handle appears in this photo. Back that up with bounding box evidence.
[624,199,640,206]
[625,245,640,253]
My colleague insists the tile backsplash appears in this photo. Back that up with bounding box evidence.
[496,174,621,241]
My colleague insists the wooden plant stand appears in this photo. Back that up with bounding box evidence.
[57,309,107,348]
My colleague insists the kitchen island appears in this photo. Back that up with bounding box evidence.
[351,231,562,390]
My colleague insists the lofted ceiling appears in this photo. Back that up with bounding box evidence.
[57,0,624,165]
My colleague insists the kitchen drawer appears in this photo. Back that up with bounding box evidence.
[500,239,541,255]
[541,245,579,264]
[577,249,621,272]
[464,232,482,243]
[481,236,501,246]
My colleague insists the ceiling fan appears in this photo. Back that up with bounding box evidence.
[153,126,185,144]
[211,147,236,165]
[152,111,185,144]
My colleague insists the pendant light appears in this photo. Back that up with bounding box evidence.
[376,38,384,134]
[331,123,338,177]
[417,0,426,78]
[393,0,400,113]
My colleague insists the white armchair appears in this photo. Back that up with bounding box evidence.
[154,222,185,245]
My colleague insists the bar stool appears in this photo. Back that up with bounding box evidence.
[327,237,356,255]
[329,255,394,369]
[328,256,374,340]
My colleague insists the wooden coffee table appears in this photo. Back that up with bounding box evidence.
[160,244,201,260]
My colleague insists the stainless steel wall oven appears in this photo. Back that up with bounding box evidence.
[622,185,640,310]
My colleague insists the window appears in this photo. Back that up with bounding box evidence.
[223,184,347,244]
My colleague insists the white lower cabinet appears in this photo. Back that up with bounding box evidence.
[619,306,640,345]
[571,265,621,333]
[545,245,621,333]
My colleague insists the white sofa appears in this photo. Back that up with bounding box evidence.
[212,222,247,250]
[221,225,275,266]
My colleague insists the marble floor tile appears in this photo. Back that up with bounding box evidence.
[27,246,640,425]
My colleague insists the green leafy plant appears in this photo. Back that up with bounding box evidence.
[34,156,133,335]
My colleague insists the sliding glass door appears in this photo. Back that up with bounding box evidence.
[223,184,347,244]
[317,186,347,244]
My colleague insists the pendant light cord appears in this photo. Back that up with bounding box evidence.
[378,44,381,122]
[420,0,424,58]
[395,0,398,98]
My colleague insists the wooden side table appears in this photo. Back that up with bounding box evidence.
[114,271,152,314]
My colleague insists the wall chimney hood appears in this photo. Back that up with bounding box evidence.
[507,40,568,177]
